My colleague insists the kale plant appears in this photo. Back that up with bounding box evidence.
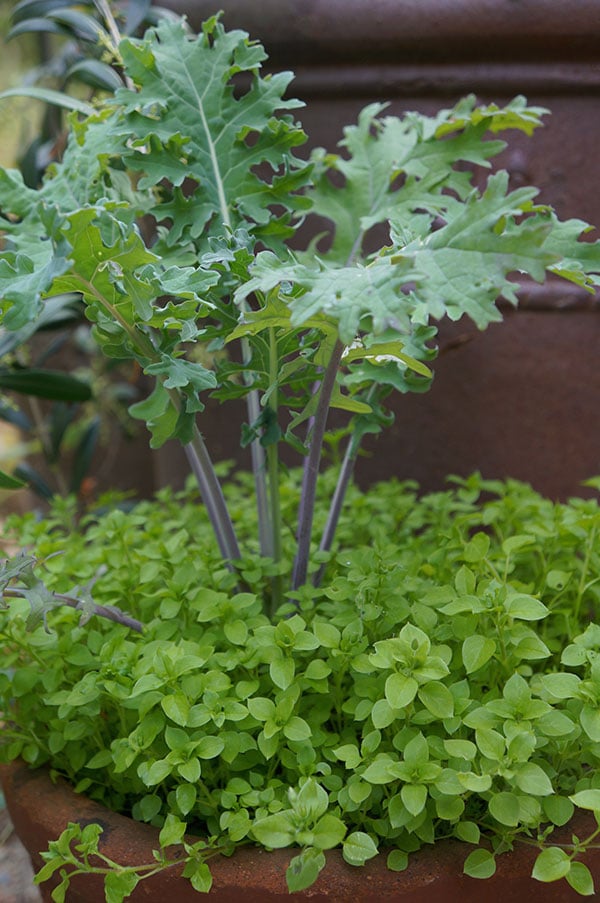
[0,14,598,604]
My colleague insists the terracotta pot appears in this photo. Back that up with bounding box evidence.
[1,759,597,901]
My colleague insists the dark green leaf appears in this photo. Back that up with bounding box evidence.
[13,463,54,500]
[0,468,26,490]
[0,86,95,115]
[47,8,106,42]
[123,0,152,35]
[0,369,92,402]
[66,60,123,92]
[7,17,68,39]
[11,0,80,24]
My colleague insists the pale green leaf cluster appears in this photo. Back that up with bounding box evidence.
[4,473,600,895]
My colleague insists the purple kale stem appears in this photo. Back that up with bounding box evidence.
[291,339,345,591]
[313,431,361,588]
[185,427,241,563]
[3,588,144,633]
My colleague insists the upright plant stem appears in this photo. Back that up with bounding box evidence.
[314,385,378,586]
[313,431,361,588]
[266,328,283,614]
[295,236,366,589]
[244,343,272,559]
[184,425,241,564]
[165,387,240,564]
[94,0,121,47]
[291,339,345,590]
[194,96,270,560]
[80,276,242,567]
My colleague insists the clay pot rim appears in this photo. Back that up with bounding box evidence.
[160,0,600,64]
[2,757,598,901]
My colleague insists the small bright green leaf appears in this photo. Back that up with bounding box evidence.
[104,871,139,903]
[457,772,492,793]
[543,796,574,827]
[566,861,595,896]
[342,831,379,866]
[455,821,480,844]
[546,569,572,591]
[159,813,186,847]
[138,759,171,787]
[435,794,464,820]
[463,532,490,562]
[505,594,548,621]
[512,635,551,661]
[569,789,600,812]
[488,792,521,826]
[540,673,581,699]
[463,848,496,879]
[385,672,418,708]
[286,849,326,893]
[175,783,197,815]
[362,755,397,785]
[334,744,362,769]
[270,657,295,690]
[283,715,312,741]
[514,763,553,796]
[475,728,505,760]
[196,735,224,759]
[403,732,429,766]
[501,534,535,555]
[182,860,213,893]
[387,849,409,871]
[312,814,347,850]
[444,739,477,760]
[177,756,202,786]
[247,697,276,721]
[455,565,476,595]
[371,698,397,729]
[418,681,454,718]
[580,706,600,742]
[161,693,190,726]
[462,635,496,674]
[252,813,296,849]
[400,783,428,817]
[531,846,571,882]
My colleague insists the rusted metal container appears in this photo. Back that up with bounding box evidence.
[158,0,600,499]
[2,758,596,902]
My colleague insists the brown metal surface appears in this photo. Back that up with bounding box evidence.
[1,759,596,902]
[162,0,600,62]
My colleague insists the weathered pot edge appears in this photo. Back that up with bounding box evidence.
[0,758,594,902]
[160,0,600,63]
